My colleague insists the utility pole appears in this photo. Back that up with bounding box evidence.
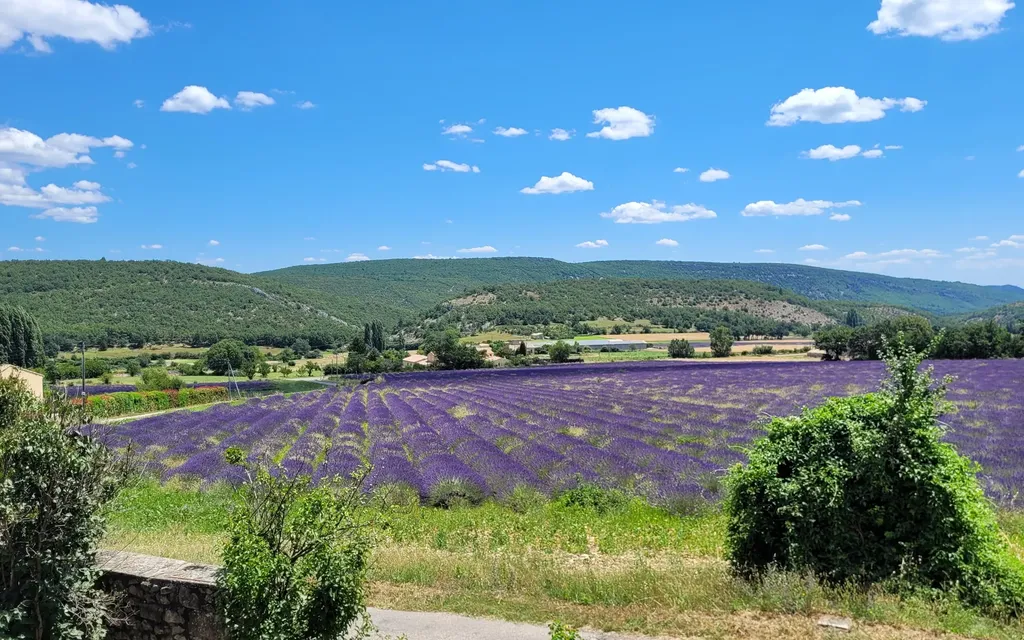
[80,341,86,398]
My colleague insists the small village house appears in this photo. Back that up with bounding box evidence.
[0,364,44,399]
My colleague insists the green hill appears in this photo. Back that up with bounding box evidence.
[947,302,1024,330]
[258,258,1024,317]
[0,260,357,348]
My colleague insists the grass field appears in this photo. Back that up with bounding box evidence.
[103,481,1024,640]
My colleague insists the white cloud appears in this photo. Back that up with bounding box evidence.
[493,126,528,137]
[768,87,926,126]
[699,168,730,182]
[113,150,125,159]
[0,0,150,52]
[1018,169,1024,179]
[34,236,44,242]
[803,144,862,161]
[586,106,655,140]
[600,200,717,224]
[377,245,391,251]
[442,124,473,136]
[304,236,316,241]
[991,235,1024,248]
[457,246,498,254]
[1,181,111,209]
[843,248,948,264]
[655,238,679,247]
[234,91,275,110]
[1,127,133,169]
[126,162,137,169]
[869,0,1014,41]
[673,167,689,174]
[862,149,884,159]
[885,145,903,150]
[829,213,852,222]
[804,258,821,265]
[972,235,990,241]
[160,86,231,114]
[549,128,573,141]
[72,179,100,190]
[520,172,594,195]
[576,239,609,249]
[196,256,224,265]
[303,257,325,263]
[956,247,979,253]
[31,206,98,223]
[741,198,861,217]
[423,160,479,173]
[799,244,828,251]
[133,99,144,108]
[208,239,220,246]
[295,100,316,110]
[754,249,775,254]
[7,246,22,252]
[412,254,455,260]
[345,253,371,262]
[140,244,162,250]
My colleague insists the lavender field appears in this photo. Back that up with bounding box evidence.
[108,360,1024,508]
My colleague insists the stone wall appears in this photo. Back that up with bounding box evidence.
[97,550,223,640]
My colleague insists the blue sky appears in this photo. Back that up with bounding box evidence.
[1,0,1022,285]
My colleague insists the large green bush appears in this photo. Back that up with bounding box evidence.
[85,386,229,418]
[667,338,695,358]
[725,337,1024,617]
[218,449,374,640]
[0,376,127,638]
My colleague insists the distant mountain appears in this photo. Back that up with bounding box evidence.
[3,257,1021,347]
[259,258,1024,317]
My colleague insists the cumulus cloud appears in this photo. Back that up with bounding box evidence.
[1018,169,1024,179]
[576,239,609,249]
[295,100,316,110]
[768,87,926,126]
[600,200,717,224]
[7,246,22,252]
[0,0,151,52]
[799,244,828,251]
[30,206,98,223]
[234,91,275,110]
[161,86,231,114]
[457,246,498,254]
[34,236,44,241]
[830,213,852,222]
[377,245,391,251]
[1,127,132,168]
[208,239,220,246]
[655,238,679,247]
[699,168,730,182]
[549,128,573,141]
[345,253,371,262]
[72,180,100,190]
[586,106,655,140]
[442,124,473,136]
[520,172,594,195]
[803,144,862,161]
[303,257,325,263]
[673,167,689,174]
[991,235,1024,248]
[843,248,948,265]
[862,149,885,159]
[885,145,903,150]
[754,249,775,254]
[140,243,163,250]
[741,198,861,217]
[423,160,480,173]
[133,99,144,108]
[868,0,1014,41]
[493,126,528,137]
[1,181,111,210]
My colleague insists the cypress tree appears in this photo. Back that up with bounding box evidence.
[0,304,44,368]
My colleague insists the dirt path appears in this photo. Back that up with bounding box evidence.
[368,608,653,640]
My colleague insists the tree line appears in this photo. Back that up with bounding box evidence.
[814,316,1024,361]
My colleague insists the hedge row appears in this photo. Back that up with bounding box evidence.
[84,386,230,418]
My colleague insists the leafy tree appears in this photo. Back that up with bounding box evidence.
[845,308,862,328]
[667,338,695,358]
[0,376,129,639]
[517,341,527,356]
[0,304,44,368]
[420,328,484,370]
[258,362,272,379]
[125,358,142,377]
[280,365,293,378]
[218,449,373,640]
[205,339,258,375]
[136,367,184,391]
[348,335,367,355]
[548,340,572,363]
[933,321,1014,360]
[725,336,1024,617]
[814,325,854,361]
[490,341,513,358]
[242,361,258,380]
[709,326,733,358]
[290,338,311,358]
[303,361,319,377]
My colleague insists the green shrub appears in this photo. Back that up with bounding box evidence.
[0,376,128,639]
[548,621,582,640]
[218,449,374,640]
[667,338,695,358]
[557,483,627,514]
[427,478,485,509]
[725,336,1024,617]
[752,344,773,355]
[506,484,548,513]
[710,326,733,358]
[136,366,183,391]
[85,386,228,417]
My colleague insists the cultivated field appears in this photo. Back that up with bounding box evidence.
[107,359,1024,507]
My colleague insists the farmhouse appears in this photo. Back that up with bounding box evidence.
[403,352,436,367]
[0,364,44,399]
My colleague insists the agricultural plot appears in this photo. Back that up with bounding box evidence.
[108,360,1024,508]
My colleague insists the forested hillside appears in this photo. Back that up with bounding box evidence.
[417,279,854,337]
[0,260,355,348]
[259,258,1024,317]
[946,302,1024,330]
